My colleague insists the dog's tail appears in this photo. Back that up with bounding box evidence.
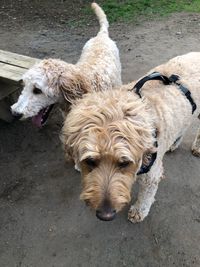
[91,2,109,34]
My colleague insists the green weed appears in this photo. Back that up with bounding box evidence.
[84,0,200,23]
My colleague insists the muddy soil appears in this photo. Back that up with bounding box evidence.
[0,1,200,266]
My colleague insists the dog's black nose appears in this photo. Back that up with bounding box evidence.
[12,111,23,120]
[96,207,116,221]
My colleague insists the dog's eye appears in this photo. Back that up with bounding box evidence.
[84,157,98,169]
[33,87,42,94]
[118,161,131,168]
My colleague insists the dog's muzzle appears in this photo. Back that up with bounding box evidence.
[11,111,23,120]
[96,209,116,221]
[96,200,116,221]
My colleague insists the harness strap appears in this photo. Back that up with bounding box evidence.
[137,151,157,175]
[168,74,197,114]
[133,72,171,98]
[137,129,158,175]
[132,72,197,114]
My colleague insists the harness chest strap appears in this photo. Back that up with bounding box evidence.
[137,144,158,175]
[137,130,158,175]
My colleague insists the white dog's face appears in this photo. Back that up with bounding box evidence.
[11,63,61,127]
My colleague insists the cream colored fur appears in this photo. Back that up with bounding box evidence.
[62,52,200,222]
[11,3,121,120]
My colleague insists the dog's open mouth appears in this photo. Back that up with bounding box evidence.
[32,104,54,127]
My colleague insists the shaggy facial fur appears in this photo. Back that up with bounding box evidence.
[62,52,200,222]
[11,3,121,127]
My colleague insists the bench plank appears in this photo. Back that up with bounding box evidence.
[0,49,40,69]
[0,62,27,83]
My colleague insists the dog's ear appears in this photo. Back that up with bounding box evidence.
[60,131,74,162]
[58,72,89,103]
[60,119,84,165]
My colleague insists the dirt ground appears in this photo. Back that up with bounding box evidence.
[0,1,200,266]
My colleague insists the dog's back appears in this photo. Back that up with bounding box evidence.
[77,3,121,88]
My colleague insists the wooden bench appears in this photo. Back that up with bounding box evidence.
[0,50,40,122]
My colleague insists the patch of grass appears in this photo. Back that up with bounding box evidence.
[84,0,200,23]
[67,17,89,29]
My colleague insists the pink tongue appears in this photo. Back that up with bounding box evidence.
[32,109,45,127]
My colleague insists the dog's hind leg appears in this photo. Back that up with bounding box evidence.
[191,126,200,157]
[168,135,183,152]
[128,161,164,223]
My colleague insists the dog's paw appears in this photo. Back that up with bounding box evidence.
[191,148,200,157]
[128,206,146,223]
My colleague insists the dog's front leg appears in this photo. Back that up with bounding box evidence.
[128,161,163,223]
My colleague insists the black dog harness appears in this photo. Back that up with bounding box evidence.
[132,71,197,114]
[134,72,197,175]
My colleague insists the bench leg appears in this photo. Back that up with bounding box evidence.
[0,98,14,123]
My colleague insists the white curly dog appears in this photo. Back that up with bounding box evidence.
[11,3,121,127]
